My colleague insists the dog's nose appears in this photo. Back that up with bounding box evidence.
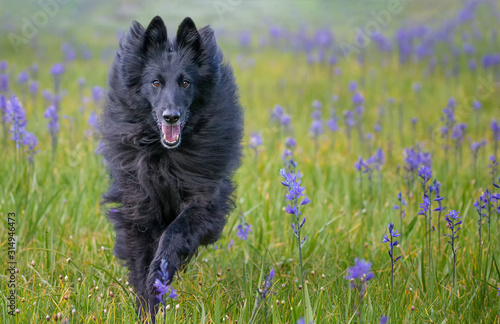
[163,111,180,124]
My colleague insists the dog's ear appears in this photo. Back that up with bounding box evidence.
[129,20,145,39]
[143,16,168,52]
[198,26,222,63]
[176,17,201,53]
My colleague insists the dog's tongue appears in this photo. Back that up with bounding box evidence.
[162,124,181,142]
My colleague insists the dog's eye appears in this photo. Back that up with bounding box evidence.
[182,80,190,88]
[152,80,161,88]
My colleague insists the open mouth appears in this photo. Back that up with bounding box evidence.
[161,123,182,148]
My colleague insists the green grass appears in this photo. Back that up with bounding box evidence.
[1,2,500,323]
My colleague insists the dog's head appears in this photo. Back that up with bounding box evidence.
[117,16,222,149]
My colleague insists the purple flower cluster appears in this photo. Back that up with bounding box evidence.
[382,223,401,264]
[5,96,27,148]
[236,222,252,241]
[61,43,77,62]
[346,258,374,283]
[403,145,432,189]
[444,210,462,251]
[280,167,310,247]
[92,86,104,103]
[152,259,178,304]
[249,131,263,151]
[451,123,467,145]
[310,100,324,138]
[44,105,59,151]
[4,96,38,158]
[282,137,297,171]
[17,71,29,85]
[270,105,291,129]
[44,106,59,137]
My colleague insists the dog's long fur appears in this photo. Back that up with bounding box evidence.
[99,16,243,319]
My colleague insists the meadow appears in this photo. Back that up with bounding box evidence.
[1,0,500,323]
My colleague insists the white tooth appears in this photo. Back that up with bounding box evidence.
[176,134,179,141]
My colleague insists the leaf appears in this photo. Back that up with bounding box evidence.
[303,280,314,324]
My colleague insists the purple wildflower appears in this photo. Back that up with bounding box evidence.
[44,106,59,135]
[22,132,38,161]
[5,97,27,148]
[29,81,38,94]
[17,71,29,84]
[0,60,7,72]
[344,110,355,131]
[249,131,263,150]
[285,137,296,149]
[0,74,8,92]
[236,223,251,241]
[281,114,291,127]
[451,123,467,144]
[92,86,103,103]
[309,120,323,137]
[312,100,322,110]
[445,210,461,289]
[354,156,369,173]
[50,63,65,76]
[348,81,358,92]
[31,63,38,78]
[383,222,401,301]
[352,92,364,106]
[88,111,98,129]
[346,258,374,282]
[418,165,432,185]
[270,105,284,122]
[153,259,178,304]
[44,105,59,151]
[473,100,481,110]
[469,59,477,71]
[327,116,338,132]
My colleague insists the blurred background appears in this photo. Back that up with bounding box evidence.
[1,0,479,60]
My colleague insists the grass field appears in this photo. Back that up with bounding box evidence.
[1,0,500,323]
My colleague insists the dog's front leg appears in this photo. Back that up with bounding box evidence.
[144,203,226,304]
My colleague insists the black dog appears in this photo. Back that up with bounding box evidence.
[99,16,243,319]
